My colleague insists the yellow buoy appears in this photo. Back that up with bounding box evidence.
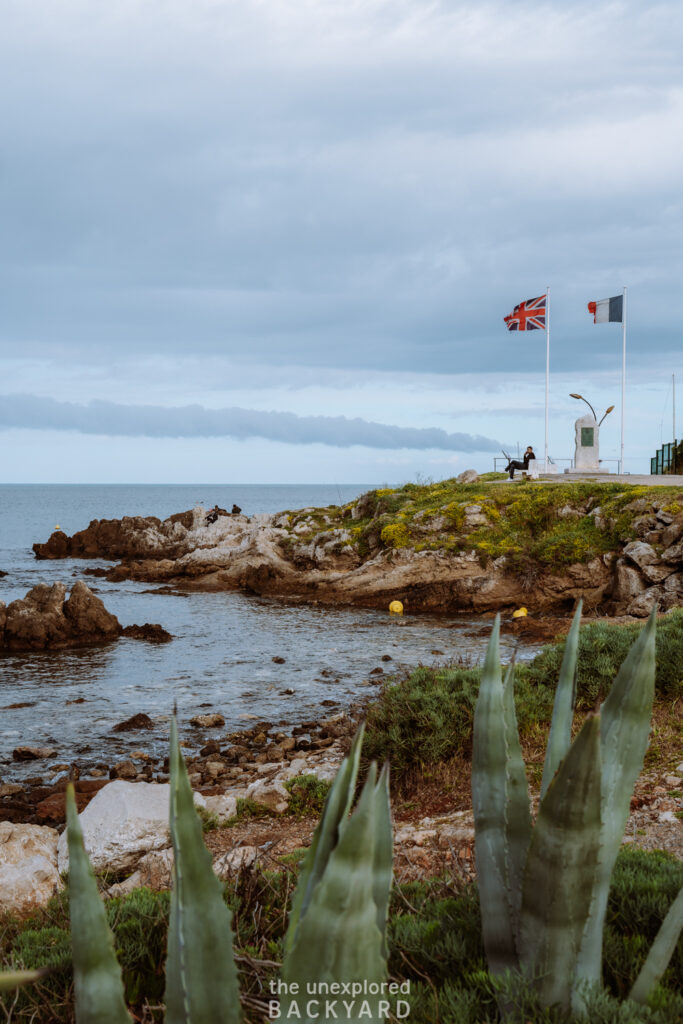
[512,607,527,619]
[389,600,404,615]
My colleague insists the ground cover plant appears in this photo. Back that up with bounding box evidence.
[280,477,683,573]
[1,849,681,1023]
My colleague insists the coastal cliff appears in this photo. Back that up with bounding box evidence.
[32,476,683,617]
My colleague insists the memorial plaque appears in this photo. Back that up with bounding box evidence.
[581,427,594,447]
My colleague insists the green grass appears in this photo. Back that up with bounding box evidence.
[1,848,680,1023]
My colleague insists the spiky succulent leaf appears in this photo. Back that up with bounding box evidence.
[502,662,531,947]
[0,969,49,992]
[630,885,683,1005]
[284,723,365,956]
[575,609,656,993]
[540,601,581,800]
[519,714,602,1012]
[280,764,388,1024]
[472,615,518,976]
[164,717,240,1024]
[65,785,131,1024]
[371,764,393,959]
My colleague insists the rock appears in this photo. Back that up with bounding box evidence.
[0,784,24,797]
[107,848,175,896]
[110,760,138,779]
[661,540,683,565]
[661,518,683,549]
[664,775,682,787]
[13,747,56,761]
[456,469,479,484]
[203,794,239,822]
[35,780,109,825]
[112,713,155,732]
[245,777,290,814]
[0,581,120,651]
[213,846,259,876]
[611,559,647,604]
[623,541,658,569]
[0,822,62,914]
[272,655,286,664]
[626,588,663,618]
[57,780,206,874]
[190,713,225,728]
[120,623,173,642]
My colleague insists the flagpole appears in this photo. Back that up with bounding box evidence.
[545,285,550,472]
[620,286,626,474]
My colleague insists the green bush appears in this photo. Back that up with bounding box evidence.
[283,775,332,817]
[522,609,683,703]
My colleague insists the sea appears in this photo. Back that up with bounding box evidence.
[0,484,540,780]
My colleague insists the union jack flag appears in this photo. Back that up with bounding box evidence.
[504,294,547,331]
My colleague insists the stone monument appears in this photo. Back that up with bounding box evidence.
[574,412,600,470]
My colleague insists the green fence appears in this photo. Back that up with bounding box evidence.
[651,441,679,474]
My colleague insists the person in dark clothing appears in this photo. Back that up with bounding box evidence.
[504,446,536,479]
[231,504,241,515]
[205,504,220,525]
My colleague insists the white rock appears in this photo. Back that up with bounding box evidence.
[0,822,62,914]
[57,781,206,874]
[203,793,239,822]
[658,811,679,823]
[213,846,259,876]
[664,776,682,788]
[246,777,290,814]
[107,848,175,897]
[623,541,658,569]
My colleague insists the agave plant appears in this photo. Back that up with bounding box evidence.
[59,720,392,1024]
[472,604,683,1015]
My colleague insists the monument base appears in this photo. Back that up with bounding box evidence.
[564,467,611,475]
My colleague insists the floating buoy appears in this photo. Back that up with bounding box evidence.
[512,607,527,619]
[389,600,404,615]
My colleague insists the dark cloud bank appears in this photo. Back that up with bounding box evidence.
[0,395,500,453]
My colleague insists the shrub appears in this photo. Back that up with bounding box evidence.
[283,775,332,817]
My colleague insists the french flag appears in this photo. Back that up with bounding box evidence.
[588,295,623,323]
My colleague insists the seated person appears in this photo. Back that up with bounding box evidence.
[504,446,536,479]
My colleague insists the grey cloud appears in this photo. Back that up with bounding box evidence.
[0,395,501,452]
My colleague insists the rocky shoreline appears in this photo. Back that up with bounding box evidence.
[30,484,683,617]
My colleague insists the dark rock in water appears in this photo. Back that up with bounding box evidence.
[0,570,7,578]
[112,713,155,733]
[110,760,137,780]
[381,654,393,661]
[369,667,384,675]
[83,567,108,578]
[200,740,221,756]
[32,509,197,561]
[13,747,56,761]
[0,581,120,651]
[272,655,286,664]
[120,623,173,642]
[2,702,36,710]
[190,713,225,728]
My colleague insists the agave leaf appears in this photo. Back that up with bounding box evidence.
[164,717,240,1024]
[0,968,50,992]
[575,609,657,993]
[371,764,393,959]
[65,785,131,1024]
[280,764,388,1024]
[519,714,602,1012]
[630,885,683,1005]
[284,723,365,956]
[540,601,581,800]
[472,616,518,976]
[502,662,531,948]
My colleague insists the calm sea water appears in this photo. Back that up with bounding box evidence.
[0,485,538,779]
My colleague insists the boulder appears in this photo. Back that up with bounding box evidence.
[12,746,56,761]
[623,541,658,569]
[661,540,683,565]
[611,559,647,605]
[203,793,240,822]
[456,469,479,484]
[190,713,225,729]
[112,713,155,732]
[214,846,259,876]
[627,588,663,618]
[245,777,290,814]
[0,582,119,651]
[120,623,173,642]
[107,848,174,897]
[0,822,62,915]
[56,780,206,874]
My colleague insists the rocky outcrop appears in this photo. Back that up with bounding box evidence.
[0,582,172,651]
[0,581,120,650]
[0,822,63,914]
[30,497,683,618]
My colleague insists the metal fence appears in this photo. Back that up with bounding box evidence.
[651,441,679,475]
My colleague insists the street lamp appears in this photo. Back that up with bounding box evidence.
[570,394,615,426]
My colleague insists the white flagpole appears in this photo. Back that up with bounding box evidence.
[620,286,626,474]
[545,285,550,472]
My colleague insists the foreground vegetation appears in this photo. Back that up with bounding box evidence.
[363,610,683,785]
[282,476,683,571]
[1,847,681,1023]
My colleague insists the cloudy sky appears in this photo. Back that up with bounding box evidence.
[1,0,681,483]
